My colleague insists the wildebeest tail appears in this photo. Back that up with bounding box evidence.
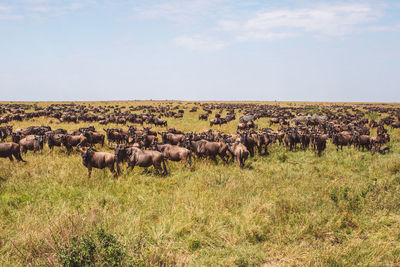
[239,149,243,168]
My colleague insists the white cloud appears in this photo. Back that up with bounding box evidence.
[0,5,12,12]
[235,32,296,42]
[0,0,91,20]
[0,4,21,20]
[174,35,226,51]
[135,0,227,23]
[174,3,395,51]
[218,3,383,37]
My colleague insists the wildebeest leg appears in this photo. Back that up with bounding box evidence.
[211,155,218,164]
[153,163,160,175]
[108,162,117,178]
[161,158,168,176]
[183,158,189,168]
[236,156,241,168]
[88,166,92,178]
[219,154,227,163]
[249,147,254,157]
[187,153,192,167]
[8,155,14,161]
[129,162,135,171]
[264,145,269,155]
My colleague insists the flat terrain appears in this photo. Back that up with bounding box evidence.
[1,101,400,266]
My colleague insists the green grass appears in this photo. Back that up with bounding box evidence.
[1,101,400,266]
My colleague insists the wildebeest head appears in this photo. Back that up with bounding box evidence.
[81,147,92,165]
[11,132,22,143]
[241,132,247,144]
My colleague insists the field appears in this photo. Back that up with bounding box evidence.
[1,101,400,266]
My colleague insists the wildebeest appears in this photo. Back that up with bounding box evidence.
[237,121,256,131]
[332,132,353,151]
[210,118,227,127]
[152,117,167,127]
[61,134,88,154]
[311,133,328,157]
[160,132,185,145]
[391,121,400,129]
[0,142,25,162]
[241,131,260,157]
[185,135,228,163]
[198,113,209,120]
[45,132,65,150]
[77,147,117,178]
[82,131,105,147]
[114,146,167,176]
[227,142,249,168]
[104,128,126,145]
[0,126,12,141]
[19,135,45,153]
[152,141,192,168]
[354,134,371,151]
[284,128,300,151]
[258,131,276,155]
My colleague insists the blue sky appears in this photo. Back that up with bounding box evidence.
[0,0,399,101]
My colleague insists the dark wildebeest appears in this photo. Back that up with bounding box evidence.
[0,142,25,162]
[77,147,117,178]
[19,135,45,153]
[198,113,209,120]
[104,128,125,145]
[153,117,168,127]
[355,135,371,151]
[0,126,13,142]
[160,132,185,145]
[237,121,256,131]
[332,132,353,151]
[259,131,276,155]
[151,141,192,168]
[391,121,400,129]
[241,132,260,157]
[137,133,158,149]
[115,146,167,176]
[82,131,105,147]
[210,118,227,127]
[227,141,249,168]
[370,133,390,147]
[61,134,88,154]
[284,128,300,151]
[311,133,328,157]
[185,135,228,163]
[45,132,65,150]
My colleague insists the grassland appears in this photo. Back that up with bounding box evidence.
[1,101,400,266]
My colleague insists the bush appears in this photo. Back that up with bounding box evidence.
[57,227,128,266]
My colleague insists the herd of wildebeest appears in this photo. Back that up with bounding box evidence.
[0,102,398,178]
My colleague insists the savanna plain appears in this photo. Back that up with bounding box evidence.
[1,101,400,266]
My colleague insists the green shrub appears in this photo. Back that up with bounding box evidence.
[57,227,127,267]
